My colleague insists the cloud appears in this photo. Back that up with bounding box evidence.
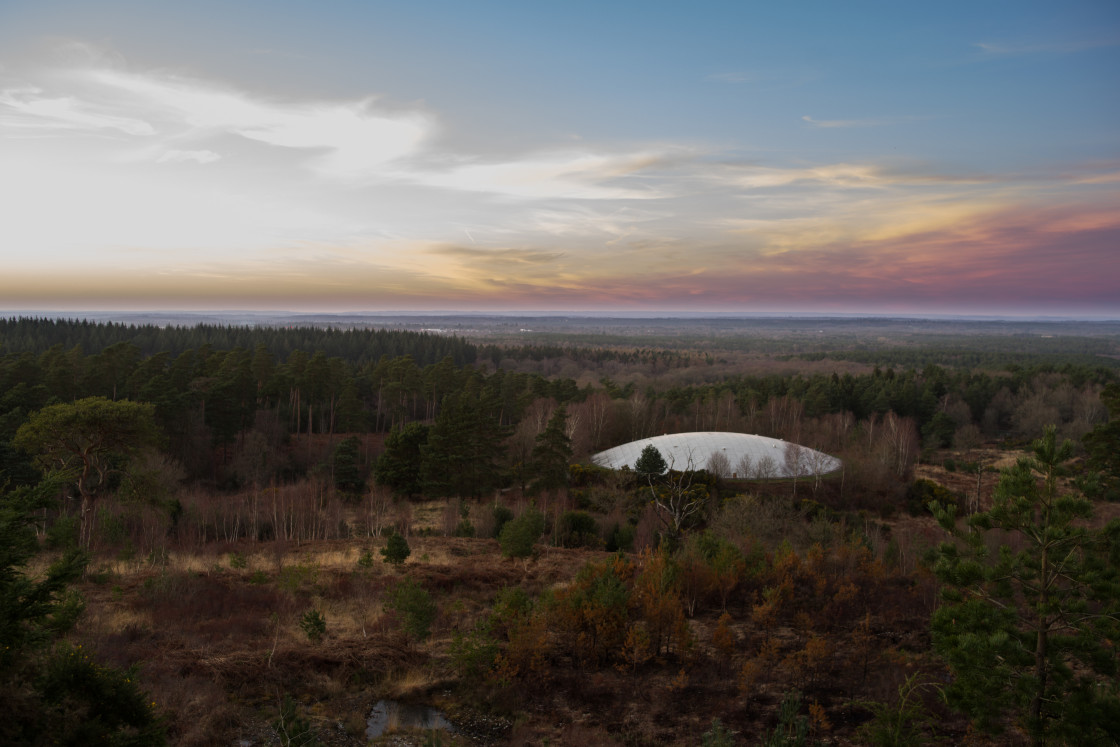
[974,38,1119,56]
[801,115,918,129]
[0,85,154,135]
[713,162,891,189]
[3,50,676,202]
[83,68,431,179]
[156,149,221,164]
[427,245,566,265]
[406,150,671,200]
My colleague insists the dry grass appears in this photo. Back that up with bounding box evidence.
[382,666,444,700]
[57,493,1011,746]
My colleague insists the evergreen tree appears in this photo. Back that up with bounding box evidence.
[374,422,429,498]
[421,389,507,498]
[381,531,411,566]
[1082,382,1120,501]
[634,444,668,478]
[931,426,1120,745]
[531,405,573,492]
[499,505,545,559]
[0,477,166,745]
[332,436,367,500]
[13,397,160,547]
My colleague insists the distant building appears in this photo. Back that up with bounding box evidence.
[591,431,840,479]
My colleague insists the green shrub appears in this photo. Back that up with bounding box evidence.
[491,504,514,538]
[702,717,736,747]
[557,510,599,548]
[299,609,326,642]
[45,514,80,551]
[762,689,818,746]
[498,506,545,558]
[228,551,247,569]
[357,549,375,568]
[905,478,959,516]
[381,531,411,566]
[273,693,318,747]
[604,522,635,553]
[385,577,436,641]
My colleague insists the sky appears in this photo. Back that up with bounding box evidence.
[1,0,1118,317]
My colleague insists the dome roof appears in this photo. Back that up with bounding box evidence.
[591,431,840,479]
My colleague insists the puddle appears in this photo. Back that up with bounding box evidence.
[366,699,455,739]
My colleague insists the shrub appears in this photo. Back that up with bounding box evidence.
[905,478,958,516]
[557,510,599,548]
[357,549,375,568]
[491,504,514,539]
[604,522,635,553]
[385,577,437,642]
[273,693,318,747]
[702,717,736,747]
[499,506,545,559]
[381,531,411,566]
[299,609,326,642]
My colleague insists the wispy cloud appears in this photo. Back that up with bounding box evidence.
[974,38,1119,56]
[407,151,670,200]
[156,149,221,165]
[3,53,678,202]
[84,68,432,179]
[801,115,920,129]
[0,85,154,135]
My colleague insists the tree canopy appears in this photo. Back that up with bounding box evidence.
[14,397,159,545]
[931,427,1120,745]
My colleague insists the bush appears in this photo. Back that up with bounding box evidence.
[604,522,635,553]
[702,717,736,747]
[381,531,411,566]
[299,609,326,642]
[905,479,959,516]
[385,577,436,641]
[557,510,599,548]
[491,504,514,539]
[499,506,545,559]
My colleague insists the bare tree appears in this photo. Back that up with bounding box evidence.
[734,453,753,480]
[706,450,731,479]
[753,455,779,481]
[783,442,807,497]
[803,445,836,494]
[644,449,709,540]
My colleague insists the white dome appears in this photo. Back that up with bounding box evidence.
[591,431,840,479]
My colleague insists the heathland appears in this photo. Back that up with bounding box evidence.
[2,314,1119,745]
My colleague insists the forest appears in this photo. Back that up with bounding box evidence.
[1,315,1119,746]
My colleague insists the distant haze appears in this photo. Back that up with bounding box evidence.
[1,2,1117,317]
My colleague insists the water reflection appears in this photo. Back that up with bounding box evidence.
[366,699,454,738]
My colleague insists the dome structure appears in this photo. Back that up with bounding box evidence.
[591,431,840,479]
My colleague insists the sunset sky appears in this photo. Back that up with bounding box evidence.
[1,1,1117,317]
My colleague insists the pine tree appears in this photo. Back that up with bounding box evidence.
[381,531,411,566]
[634,444,668,478]
[531,405,573,492]
[931,426,1120,745]
[421,389,507,497]
[374,422,429,498]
